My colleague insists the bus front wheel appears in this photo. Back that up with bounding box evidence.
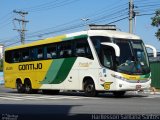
[84,80,97,97]
[24,80,33,94]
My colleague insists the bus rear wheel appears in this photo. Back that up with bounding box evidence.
[16,80,24,93]
[84,80,97,97]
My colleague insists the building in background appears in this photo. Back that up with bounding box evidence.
[148,52,160,62]
[0,45,4,59]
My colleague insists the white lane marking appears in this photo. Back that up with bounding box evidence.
[0,96,23,101]
[144,95,160,99]
[0,94,102,101]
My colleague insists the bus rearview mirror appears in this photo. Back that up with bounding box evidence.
[101,42,120,57]
[145,44,157,58]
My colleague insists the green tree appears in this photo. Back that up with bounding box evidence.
[151,9,160,40]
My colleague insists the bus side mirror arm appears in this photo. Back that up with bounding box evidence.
[145,44,157,57]
[101,42,120,57]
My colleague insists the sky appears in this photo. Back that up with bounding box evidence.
[0,0,160,51]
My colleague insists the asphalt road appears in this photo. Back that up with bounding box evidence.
[0,85,160,120]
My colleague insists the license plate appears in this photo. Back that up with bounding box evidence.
[136,85,141,90]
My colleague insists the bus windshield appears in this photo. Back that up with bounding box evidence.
[90,36,150,75]
[114,38,150,75]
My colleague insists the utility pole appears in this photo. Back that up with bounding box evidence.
[13,10,29,44]
[129,0,134,33]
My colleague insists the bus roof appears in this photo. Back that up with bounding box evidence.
[5,30,141,51]
[68,30,141,39]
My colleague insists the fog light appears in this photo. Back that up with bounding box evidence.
[119,84,122,88]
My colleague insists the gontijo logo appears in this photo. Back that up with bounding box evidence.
[18,63,42,70]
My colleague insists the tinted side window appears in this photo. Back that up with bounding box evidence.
[37,47,44,60]
[30,48,37,60]
[46,44,57,59]
[5,38,94,63]
[13,51,21,63]
[5,51,13,63]
[58,42,73,58]
[21,48,30,61]
[75,39,93,59]
[90,36,111,55]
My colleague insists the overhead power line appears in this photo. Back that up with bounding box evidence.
[1,0,160,47]
[23,0,79,12]
[0,12,12,22]
[136,13,156,16]
[108,17,128,25]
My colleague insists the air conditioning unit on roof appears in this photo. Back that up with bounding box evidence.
[89,24,116,30]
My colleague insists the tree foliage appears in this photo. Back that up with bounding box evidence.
[151,9,160,40]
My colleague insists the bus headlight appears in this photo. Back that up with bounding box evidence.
[111,74,128,81]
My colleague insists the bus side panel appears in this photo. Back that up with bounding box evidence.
[40,58,77,90]
[4,62,21,89]
[63,57,95,90]
[4,60,53,89]
[75,57,100,90]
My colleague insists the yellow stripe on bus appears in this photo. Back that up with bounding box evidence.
[121,73,140,80]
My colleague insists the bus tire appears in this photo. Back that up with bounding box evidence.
[84,80,97,97]
[24,80,33,94]
[16,80,24,93]
[113,91,126,97]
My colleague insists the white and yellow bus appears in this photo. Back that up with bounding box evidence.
[4,25,157,97]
